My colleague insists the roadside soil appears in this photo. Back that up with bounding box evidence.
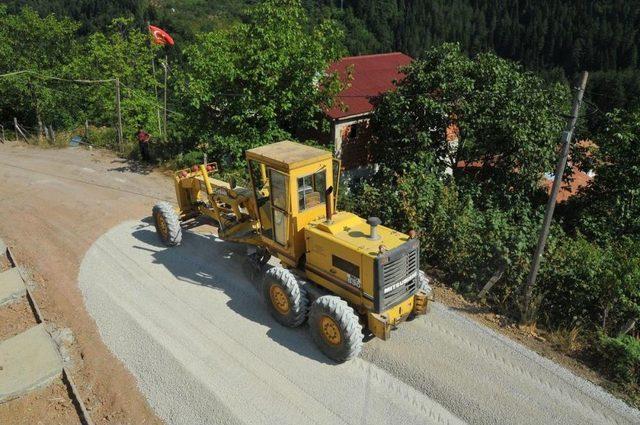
[0,141,169,425]
[0,297,38,340]
[0,378,81,425]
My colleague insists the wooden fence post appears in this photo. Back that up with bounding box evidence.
[115,78,123,152]
[38,118,44,143]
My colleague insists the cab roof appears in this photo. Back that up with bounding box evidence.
[246,141,332,171]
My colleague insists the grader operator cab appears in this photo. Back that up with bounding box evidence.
[152,141,433,362]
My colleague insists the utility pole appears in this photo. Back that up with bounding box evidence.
[522,71,589,323]
[115,78,123,152]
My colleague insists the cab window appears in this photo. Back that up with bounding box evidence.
[297,170,326,211]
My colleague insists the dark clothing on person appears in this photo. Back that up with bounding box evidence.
[139,141,150,161]
[136,130,151,161]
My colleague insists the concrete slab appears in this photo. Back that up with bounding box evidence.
[0,268,26,306]
[0,324,62,403]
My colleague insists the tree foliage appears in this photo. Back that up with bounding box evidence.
[540,236,640,333]
[175,0,345,166]
[570,108,640,241]
[370,43,568,207]
[0,5,79,126]
[65,18,161,141]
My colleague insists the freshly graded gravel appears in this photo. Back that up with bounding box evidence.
[80,220,640,425]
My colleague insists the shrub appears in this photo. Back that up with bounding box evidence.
[597,333,640,385]
[174,150,205,169]
[540,236,640,333]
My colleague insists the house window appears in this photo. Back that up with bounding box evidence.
[348,123,360,139]
[297,170,326,211]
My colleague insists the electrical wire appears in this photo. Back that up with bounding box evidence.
[0,69,115,84]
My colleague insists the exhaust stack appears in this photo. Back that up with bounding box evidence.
[325,186,334,223]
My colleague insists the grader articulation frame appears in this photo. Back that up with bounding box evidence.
[153,141,433,362]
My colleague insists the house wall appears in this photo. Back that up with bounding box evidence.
[331,114,378,180]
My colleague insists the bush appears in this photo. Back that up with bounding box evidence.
[597,333,640,385]
[174,150,205,169]
[540,237,640,333]
[87,126,117,149]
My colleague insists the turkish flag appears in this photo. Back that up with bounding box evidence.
[148,25,174,46]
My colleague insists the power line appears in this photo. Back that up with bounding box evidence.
[0,69,115,84]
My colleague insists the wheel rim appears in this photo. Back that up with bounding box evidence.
[269,284,290,315]
[319,315,342,346]
[156,213,169,240]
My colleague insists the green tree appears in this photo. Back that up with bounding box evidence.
[570,108,640,240]
[0,5,79,126]
[175,0,346,166]
[66,17,162,148]
[370,43,568,207]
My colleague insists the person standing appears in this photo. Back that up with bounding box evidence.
[136,128,151,161]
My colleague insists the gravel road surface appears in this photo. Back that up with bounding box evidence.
[80,221,640,425]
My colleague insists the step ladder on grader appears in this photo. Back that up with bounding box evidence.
[152,141,433,362]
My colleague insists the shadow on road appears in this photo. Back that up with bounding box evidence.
[131,222,333,365]
[108,158,154,175]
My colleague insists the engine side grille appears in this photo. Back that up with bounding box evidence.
[377,244,419,311]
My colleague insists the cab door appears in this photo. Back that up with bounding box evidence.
[247,161,290,250]
[268,168,289,247]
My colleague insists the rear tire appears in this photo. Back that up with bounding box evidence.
[309,296,363,363]
[262,267,308,327]
[152,202,182,246]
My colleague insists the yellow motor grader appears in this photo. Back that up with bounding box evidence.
[152,140,433,362]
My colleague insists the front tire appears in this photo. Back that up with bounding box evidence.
[152,202,182,246]
[309,296,363,363]
[262,267,308,327]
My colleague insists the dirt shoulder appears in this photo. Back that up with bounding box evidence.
[0,142,170,424]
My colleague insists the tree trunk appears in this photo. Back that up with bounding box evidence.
[618,318,637,336]
[477,262,505,299]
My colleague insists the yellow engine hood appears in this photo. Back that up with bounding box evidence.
[307,211,411,258]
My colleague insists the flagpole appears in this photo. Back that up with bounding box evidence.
[151,57,163,138]
[148,24,173,144]
[163,54,168,144]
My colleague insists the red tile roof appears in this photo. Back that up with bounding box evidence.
[325,52,413,120]
[455,140,598,203]
[542,166,592,202]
